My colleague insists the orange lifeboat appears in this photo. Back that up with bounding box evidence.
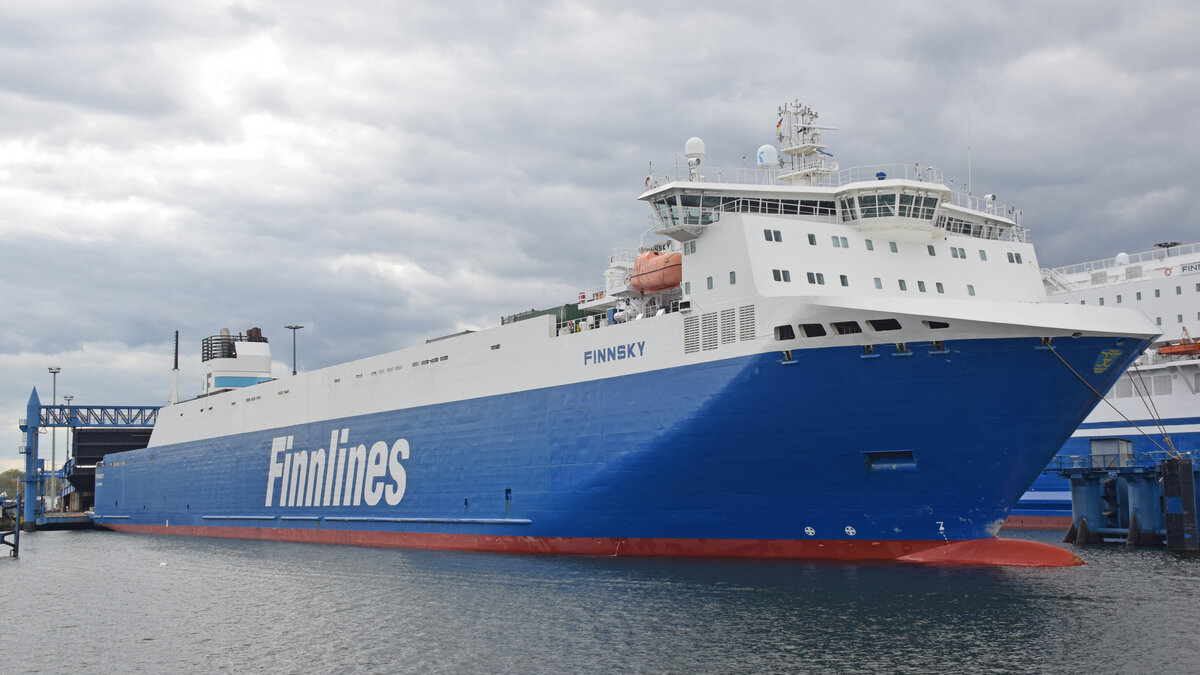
[630,250,682,293]
[1158,342,1200,356]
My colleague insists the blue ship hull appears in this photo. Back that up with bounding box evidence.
[94,335,1147,563]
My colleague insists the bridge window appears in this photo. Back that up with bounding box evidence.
[774,325,796,340]
[832,321,862,335]
[801,323,827,337]
[868,319,902,331]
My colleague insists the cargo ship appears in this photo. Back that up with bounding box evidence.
[1011,241,1200,527]
[93,101,1158,566]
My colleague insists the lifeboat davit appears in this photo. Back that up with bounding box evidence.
[631,250,682,293]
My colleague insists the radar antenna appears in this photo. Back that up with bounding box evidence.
[775,100,839,185]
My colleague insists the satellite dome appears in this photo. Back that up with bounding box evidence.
[1115,252,1130,265]
[684,137,706,160]
[756,144,778,167]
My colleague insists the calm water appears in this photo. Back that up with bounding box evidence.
[5,529,1199,673]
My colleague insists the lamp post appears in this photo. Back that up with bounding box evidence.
[48,367,61,511]
[285,325,304,376]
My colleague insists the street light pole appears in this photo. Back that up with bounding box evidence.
[48,367,61,512]
[285,325,304,376]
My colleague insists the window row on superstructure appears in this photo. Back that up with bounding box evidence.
[1080,283,1200,306]
[755,228,1015,263]
[839,192,939,222]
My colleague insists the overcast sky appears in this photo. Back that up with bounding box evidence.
[4,1,1199,471]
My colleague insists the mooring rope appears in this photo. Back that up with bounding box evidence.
[1046,344,1178,458]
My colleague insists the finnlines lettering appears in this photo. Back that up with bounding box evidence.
[583,341,646,365]
[1183,263,1200,274]
[265,428,409,508]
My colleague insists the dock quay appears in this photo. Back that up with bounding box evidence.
[1056,440,1200,552]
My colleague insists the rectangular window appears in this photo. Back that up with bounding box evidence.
[683,241,696,254]
[840,274,849,287]
[774,325,796,340]
[729,271,736,285]
[951,248,959,259]
[967,284,976,296]
[889,241,898,253]
[685,281,691,294]
[773,230,782,242]
[979,250,987,261]
[899,280,908,291]
[763,229,772,241]
[1007,252,1015,263]
[1117,295,1122,303]
[1015,253,1023,263]
[801,323,827,337]
[707,276,713,290]
[927,245,936,256]
[1179,314,1185,323]
[808,233,817,246]
[1099,297,1105,305]
[865,239,874,251]
[1177,286,1183,295]
[773,270,781,282]
[874,277,882,289]
[867,318,902,331]
[832,235,841,248]
[815,273,824,285]
[918,281,927,293]
[840,236,848,248]
[782,270,792,282]
[1156,289,1161,298]
[1137,291,1142,300]
[831,321,862,335]
[1156,316,1162,325]
[1196,283,1200,292]
[936,282,944,294]
[807,272,816,284]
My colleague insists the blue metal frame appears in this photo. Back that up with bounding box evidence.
[17,387,159,526]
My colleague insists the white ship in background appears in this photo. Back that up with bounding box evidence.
[1010,241,1200,527]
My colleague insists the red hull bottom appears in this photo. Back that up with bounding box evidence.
[96,523,1084,567]
[1001,514,1073,530]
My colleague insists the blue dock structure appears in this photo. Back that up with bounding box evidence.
[17,388,158,531]
[1057,438,1200,551]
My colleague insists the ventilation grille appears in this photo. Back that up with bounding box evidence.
[701,312,719,351]
[738,304,755,341]
[684,316,700,354]
[720,309,737,344]
[684,304,757,355]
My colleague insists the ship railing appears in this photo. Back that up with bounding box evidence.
[1049,242,1200,277]
[644,162,944,191]
[201,331,268,362]
[1045,449,1200,473]
[575,285,607,303]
